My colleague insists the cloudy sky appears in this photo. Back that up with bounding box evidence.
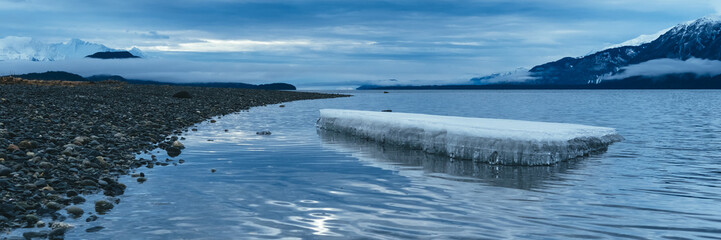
[0,0,719,89]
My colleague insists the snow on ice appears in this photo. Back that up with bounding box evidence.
[317,109,623,165]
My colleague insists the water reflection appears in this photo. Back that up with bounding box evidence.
[318,129,584,190]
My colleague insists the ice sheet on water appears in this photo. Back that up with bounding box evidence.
[317,109,623,166]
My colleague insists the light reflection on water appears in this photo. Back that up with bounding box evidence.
[24,90,721,239]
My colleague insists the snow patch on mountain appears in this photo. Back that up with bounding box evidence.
[0,37,144,61]
[679,15,721,27]
[602,27,672,51]
[600,15,721,52]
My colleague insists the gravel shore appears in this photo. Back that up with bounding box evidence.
[0,83,345,233]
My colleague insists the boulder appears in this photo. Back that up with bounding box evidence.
[172,91,192,99]
[94,200,114,214]
[18,140,36,149]
[171,140,185,149]
[166,146,181,157]
[0,164,12,176]
[6,144,19,152]
[66,206,84,218]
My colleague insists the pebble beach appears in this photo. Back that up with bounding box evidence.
[0,81,345,237]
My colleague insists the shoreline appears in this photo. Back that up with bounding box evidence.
[0,83,347,235]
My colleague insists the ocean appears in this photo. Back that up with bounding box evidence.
[29,90,721,239]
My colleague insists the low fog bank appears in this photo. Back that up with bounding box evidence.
[606,58,721,80]
[0,58,476,89]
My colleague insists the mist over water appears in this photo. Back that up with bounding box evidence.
[20,90,720,239]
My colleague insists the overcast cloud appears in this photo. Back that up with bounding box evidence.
[0,0,718,88]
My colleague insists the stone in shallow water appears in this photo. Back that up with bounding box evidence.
[166,147,181,157]
[48,228,67,240]
[94,200,114,214]
[85,215,98,222]
[86,226,104,232]
[50,222,73,230]
[171,140,185,149]
[23,231,48,239]
[66,206,84,218]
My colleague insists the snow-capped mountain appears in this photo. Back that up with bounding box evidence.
[601,27,672,51]
[128,47,145,58]
[520,16,721,85]
[0,37,143,61]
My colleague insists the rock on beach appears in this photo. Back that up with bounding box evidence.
[94,200,114,214]
[172,91,192,99]
[0,164,11,176]
[0,82,347,231]
[66,206,84,218]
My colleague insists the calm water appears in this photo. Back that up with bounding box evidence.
[25,90,721,239]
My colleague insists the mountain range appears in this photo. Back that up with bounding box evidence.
[6,17,721,90]
[5,71,297,90]
[0,38,298,89]
[0,37,144,61]
[362,16,721,89]
[527,16,721,85]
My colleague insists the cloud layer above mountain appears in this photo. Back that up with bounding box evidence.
[1,0,719,88]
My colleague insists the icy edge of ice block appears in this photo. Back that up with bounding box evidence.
[317,109,623,166]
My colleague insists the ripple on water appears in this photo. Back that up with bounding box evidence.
[15,90,717,240]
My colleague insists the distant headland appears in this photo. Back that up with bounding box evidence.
[3,71,297,90]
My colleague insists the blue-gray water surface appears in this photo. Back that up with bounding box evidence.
[33,90,721,239]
